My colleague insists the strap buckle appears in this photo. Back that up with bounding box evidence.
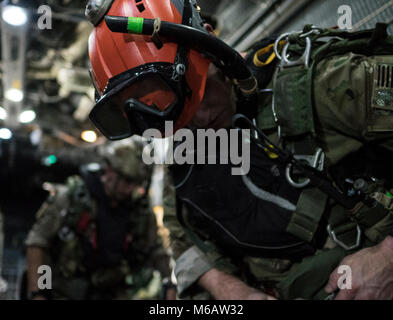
[285,148,325,189]
[327,224,362,251]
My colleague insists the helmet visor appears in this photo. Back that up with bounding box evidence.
[90,64,181,140]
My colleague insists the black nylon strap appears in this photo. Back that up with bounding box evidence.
[175,195,210,253]
[182,0,192,26]
[171,0,192,102]
[175,195,186,227]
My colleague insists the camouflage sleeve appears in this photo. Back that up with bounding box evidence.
[162,166,194,260]
[25,185,69,248]
[162,166,239,298]
[144,206,171,278]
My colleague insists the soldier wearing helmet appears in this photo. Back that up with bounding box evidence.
[86,0,393,300]
[25,139,171,300]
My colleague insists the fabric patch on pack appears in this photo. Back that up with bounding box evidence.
[368,58,393,132]
[372,63,393,110]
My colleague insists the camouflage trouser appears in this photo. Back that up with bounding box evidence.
[314,53,393,165]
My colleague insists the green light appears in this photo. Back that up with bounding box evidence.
[44,155,57,166]
[127,17,144,34]
[386,192,393,199]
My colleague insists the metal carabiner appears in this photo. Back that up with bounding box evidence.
[285,148,325,189]
[281,36,312,68]
[274,32,292,61]
[327,224,362,251]
[274,30,313,68]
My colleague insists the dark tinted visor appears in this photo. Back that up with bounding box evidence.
[90,69,178,140]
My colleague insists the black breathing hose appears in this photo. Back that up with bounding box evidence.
[104,16,256,87]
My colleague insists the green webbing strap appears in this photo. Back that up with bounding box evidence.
[286,188,328,243]
[276,246,347,300]
[285,134,319,157]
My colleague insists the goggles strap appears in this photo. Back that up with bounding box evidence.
[169,0,193,111]
[182,0,193,26]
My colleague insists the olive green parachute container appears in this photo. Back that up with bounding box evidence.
[257,23,393,164]
[252,23,393,299]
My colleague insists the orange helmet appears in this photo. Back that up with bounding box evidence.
[87,0,211,139]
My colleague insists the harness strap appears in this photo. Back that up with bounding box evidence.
[284,134,319,157]
[182,0,192,26]
[175,195,210,253]
[286,188,328,243]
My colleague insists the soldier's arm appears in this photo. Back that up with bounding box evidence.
[25,185,69,299]
[26,247,47,299]
[198,268,276,300]
[145,208,171,278]
[162,168,194,260]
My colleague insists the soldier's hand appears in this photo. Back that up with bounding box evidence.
[244,291,277,300]
[325,236,393,300]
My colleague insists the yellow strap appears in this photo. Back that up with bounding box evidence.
[264,145,279,159]
[253,40,286,67]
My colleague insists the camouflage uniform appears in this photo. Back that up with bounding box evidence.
[164,30,393,300]
[26,174,169,300]
[26,142,170,300]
